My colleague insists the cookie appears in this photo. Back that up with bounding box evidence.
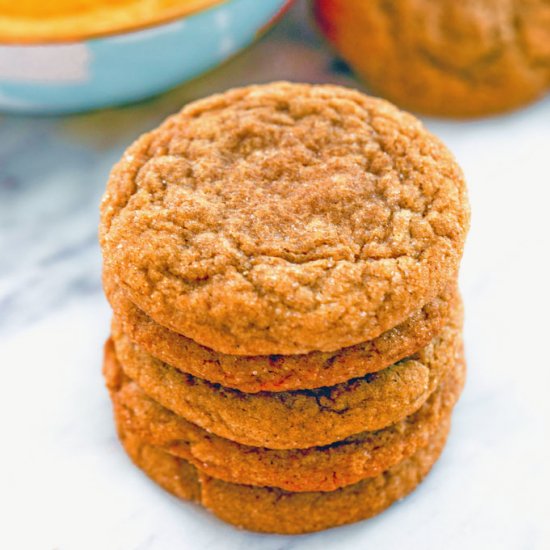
[105,272,457,392]
[105,338,465,491]
[117,416,450,534]
[315,0,550,117]
[110,301,462,449]
[100,81,469,355]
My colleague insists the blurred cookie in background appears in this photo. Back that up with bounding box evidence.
[314,0,550,118]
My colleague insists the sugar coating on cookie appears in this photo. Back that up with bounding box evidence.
[315,0,550,117]
[100,82,469,355]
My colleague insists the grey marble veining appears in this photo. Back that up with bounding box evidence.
[1,1,550,549]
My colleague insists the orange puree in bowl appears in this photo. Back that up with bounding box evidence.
[0,0,222,43]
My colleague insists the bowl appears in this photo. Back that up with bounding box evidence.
[0,0,292,114]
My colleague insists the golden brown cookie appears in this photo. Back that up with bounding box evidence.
[117,417,450,534]
[105,338,465,491]
[100,82,469,355]
[105,272,458,392]
[110,301,462,449]
[315,0,550,118]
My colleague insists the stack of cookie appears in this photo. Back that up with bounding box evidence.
[100,82,470,534]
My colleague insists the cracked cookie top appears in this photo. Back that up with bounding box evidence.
[100,82,469,355]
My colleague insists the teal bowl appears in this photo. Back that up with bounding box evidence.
[0,0,291,114]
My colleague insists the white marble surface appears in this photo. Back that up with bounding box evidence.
[1,2,550,549]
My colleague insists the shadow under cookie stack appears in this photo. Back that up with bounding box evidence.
[100,82,470,535]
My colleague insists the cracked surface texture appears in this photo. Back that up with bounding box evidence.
[100,82,469,355]
[118,416,450,534]
[105,338,464,491]
[110,301,462,449]
[105,271,457,392]
[315,0,550,117]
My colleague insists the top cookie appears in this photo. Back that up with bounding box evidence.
[100,82,469,355]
